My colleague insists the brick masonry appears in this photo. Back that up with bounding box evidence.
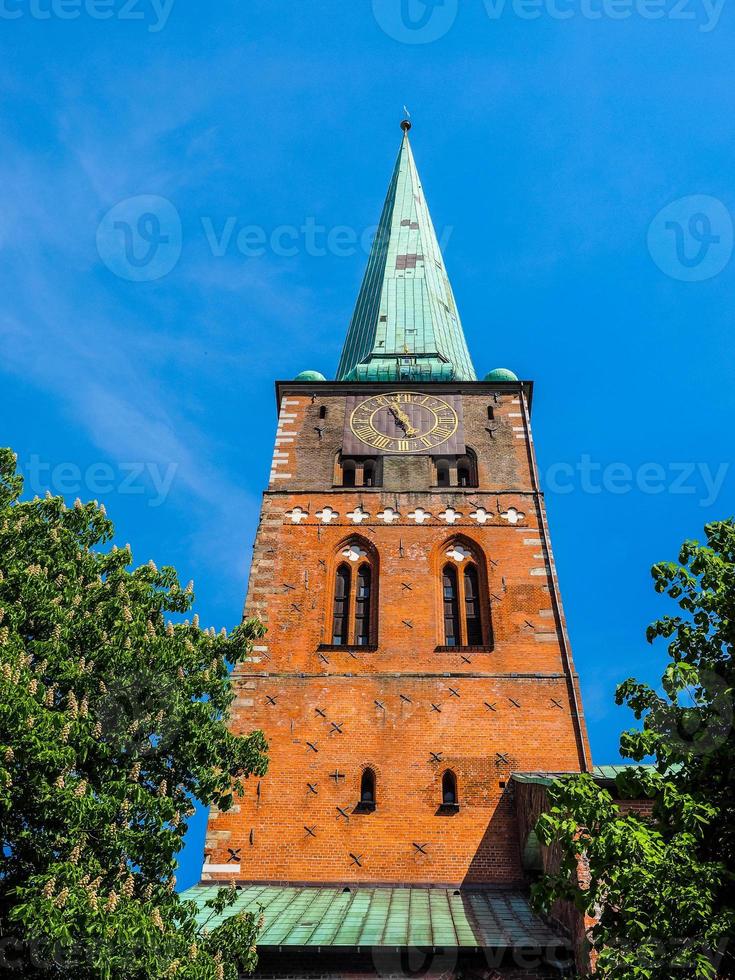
[203,381,592,888]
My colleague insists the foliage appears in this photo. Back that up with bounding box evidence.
[534,519,735,978]
[0,448,269,978]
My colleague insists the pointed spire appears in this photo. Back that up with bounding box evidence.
[337,122,477,383]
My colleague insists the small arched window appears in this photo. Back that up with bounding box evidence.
[487,406,495,421]
[332,565,351,645]
[442,770,458,807]
[319,406,327,420]
[355,566,372,646]
[436,459,451,488]
[442,564,461,648]
[361,768,376,804]
[363,460,376,488]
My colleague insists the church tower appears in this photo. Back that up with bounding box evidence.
[195,122,592,973]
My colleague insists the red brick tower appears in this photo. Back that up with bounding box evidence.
[196,122,591,974]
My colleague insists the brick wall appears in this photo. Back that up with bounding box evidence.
[204,382,591,888]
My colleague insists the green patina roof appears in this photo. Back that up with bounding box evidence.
[294,370,327,382]
[336,124,477,384]
[512,765,658,787]
[181,885,565,950]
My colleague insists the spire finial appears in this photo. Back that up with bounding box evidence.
[401,107,412,134]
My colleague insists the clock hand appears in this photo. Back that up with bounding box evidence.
[388,401,419,437]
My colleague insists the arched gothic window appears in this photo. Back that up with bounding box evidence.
[439,542,492,650]
[327,541,379,649]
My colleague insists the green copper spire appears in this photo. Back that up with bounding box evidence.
[336,121,477,383]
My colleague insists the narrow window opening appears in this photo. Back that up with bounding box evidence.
[342,460,356,488]
[442,770,458,807]
[456,452,478,488]
[360,768,376,805]
[332,565,351,646]
[364,460,376,488]
[319,406,327,420]
[355,565,372,646]
[443,564,461,648]
[464,564,483,646]
[487,406,495,421]
[436,460,450,488]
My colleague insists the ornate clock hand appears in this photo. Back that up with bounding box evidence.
[388,401,418,437]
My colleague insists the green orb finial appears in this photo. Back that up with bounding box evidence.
[484,368,519,383]
[294,370,327,382]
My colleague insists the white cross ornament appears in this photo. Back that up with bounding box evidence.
[408,508,432,525]
[446,544,471,562]
[286,507,308,525]
[316,507,339,524]
[470,508,491,525]
[346,506,370,525]
[377,508,401,524]
[501,507,526,525]
[342,544,368,563]
[439,507,462,525]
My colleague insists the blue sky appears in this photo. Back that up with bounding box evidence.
[1,0,733,890]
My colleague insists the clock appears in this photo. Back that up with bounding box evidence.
[345,391,465,456]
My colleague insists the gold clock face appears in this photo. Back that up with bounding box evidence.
[349,392,459,454]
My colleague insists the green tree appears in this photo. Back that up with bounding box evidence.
[0,448,269,979]
[534,519,735,979]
